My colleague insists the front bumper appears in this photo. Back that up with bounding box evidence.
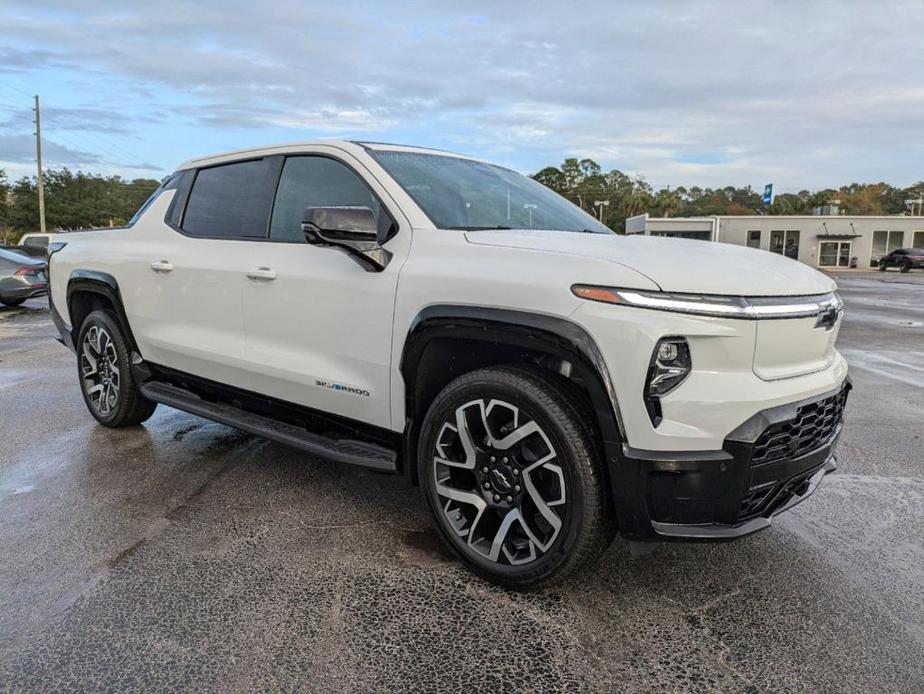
[612,380,850,541]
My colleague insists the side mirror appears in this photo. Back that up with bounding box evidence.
[302,206,392,272]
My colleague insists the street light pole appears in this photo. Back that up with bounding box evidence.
[523,203,537,228]
[594,199,610,221]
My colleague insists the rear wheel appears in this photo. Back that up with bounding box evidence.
[77,310,157,427]
[418,366,613,588]
[878,260,888,271]
[901,261,911,273]
[1,298,26,307]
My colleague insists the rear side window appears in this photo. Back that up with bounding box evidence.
[269,156,391,242]
[23,236,48,248]
[182,159,275,238]
[129,173,182,226]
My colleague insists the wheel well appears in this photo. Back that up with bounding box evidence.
[401,317,624,487]
[66,282,137,351]
[68,290,114,335]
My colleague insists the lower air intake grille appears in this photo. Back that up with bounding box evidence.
[751,387,849,468]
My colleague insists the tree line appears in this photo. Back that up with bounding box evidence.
[1,162,922,241]
[533,158,924,232]
[0,168,160,243]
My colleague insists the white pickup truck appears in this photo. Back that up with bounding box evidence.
[48,141,849,587]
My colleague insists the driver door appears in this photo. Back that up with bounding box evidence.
[241,149,410,429]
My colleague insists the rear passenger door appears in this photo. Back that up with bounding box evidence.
[240,150,409,429]
[132,157,280,389]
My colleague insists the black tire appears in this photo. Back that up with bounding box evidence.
[76,310,157,427]
[418,365,614,588]
[878,261,887,271]
[1,298,26,307]
[900,261,911,273]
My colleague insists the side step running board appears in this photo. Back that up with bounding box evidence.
[140,381,398,473]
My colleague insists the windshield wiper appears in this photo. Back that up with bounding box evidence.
[446,225,512,231]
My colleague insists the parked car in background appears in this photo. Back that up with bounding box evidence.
[1,244,47,259]
[878,248,924,273]
[47,141,849,587]
[0,248,47,307]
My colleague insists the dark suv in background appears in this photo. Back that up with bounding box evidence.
[879,248,924,273]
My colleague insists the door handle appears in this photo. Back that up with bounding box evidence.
[247,267,277,281]
[150,260,174,273]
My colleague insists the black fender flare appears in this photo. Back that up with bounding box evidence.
[65,270,138,350]
[399,305,626,481]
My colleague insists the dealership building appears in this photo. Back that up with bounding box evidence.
[626,211,924,269]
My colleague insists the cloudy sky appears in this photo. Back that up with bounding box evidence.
[1,0,922,191]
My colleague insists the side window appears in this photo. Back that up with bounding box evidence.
[182,159,275,238]
[24,236,48,248]
[269,156,392,242]
[129,173,181,227]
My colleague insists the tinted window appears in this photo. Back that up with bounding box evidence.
[128,173,181,226]
[23,236,48,248]
[182,159,274,238]
[270,156,388,242]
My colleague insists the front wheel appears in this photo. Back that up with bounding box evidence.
[77,310,157,427]
[418,366,614,588]
[878,261,888,271]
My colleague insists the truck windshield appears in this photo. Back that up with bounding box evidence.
[370,150,611,234]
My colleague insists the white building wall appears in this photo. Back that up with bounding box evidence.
[630,214,924,269]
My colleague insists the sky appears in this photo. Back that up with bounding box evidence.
[1,0,922,192]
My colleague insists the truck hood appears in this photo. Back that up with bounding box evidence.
[465,229,835,296]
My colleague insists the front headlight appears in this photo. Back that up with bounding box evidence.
[572,285,841,320]
[644,337,691,426]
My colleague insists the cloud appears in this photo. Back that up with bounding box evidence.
[0,106,147,135]
[0,0,922,188]
[0,134,99,165]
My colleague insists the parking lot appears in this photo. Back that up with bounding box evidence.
[1,273,922,693]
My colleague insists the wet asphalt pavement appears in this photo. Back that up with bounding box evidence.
[1,273,922,693]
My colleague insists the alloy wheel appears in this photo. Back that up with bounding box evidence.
[80,325,121,416]
[432,398,567,566]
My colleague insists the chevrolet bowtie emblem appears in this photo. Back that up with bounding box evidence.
[814,305,841,331]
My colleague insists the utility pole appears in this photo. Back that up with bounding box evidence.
[33,95,46,233]
[594,199,610,221]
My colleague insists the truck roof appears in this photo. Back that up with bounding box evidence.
[176,140,480,171]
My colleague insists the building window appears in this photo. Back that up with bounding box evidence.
[870,230,904,267]
[770,230,800,259]
[913,231,924,248]
[747,230,761,248]
[818,241,851,268]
